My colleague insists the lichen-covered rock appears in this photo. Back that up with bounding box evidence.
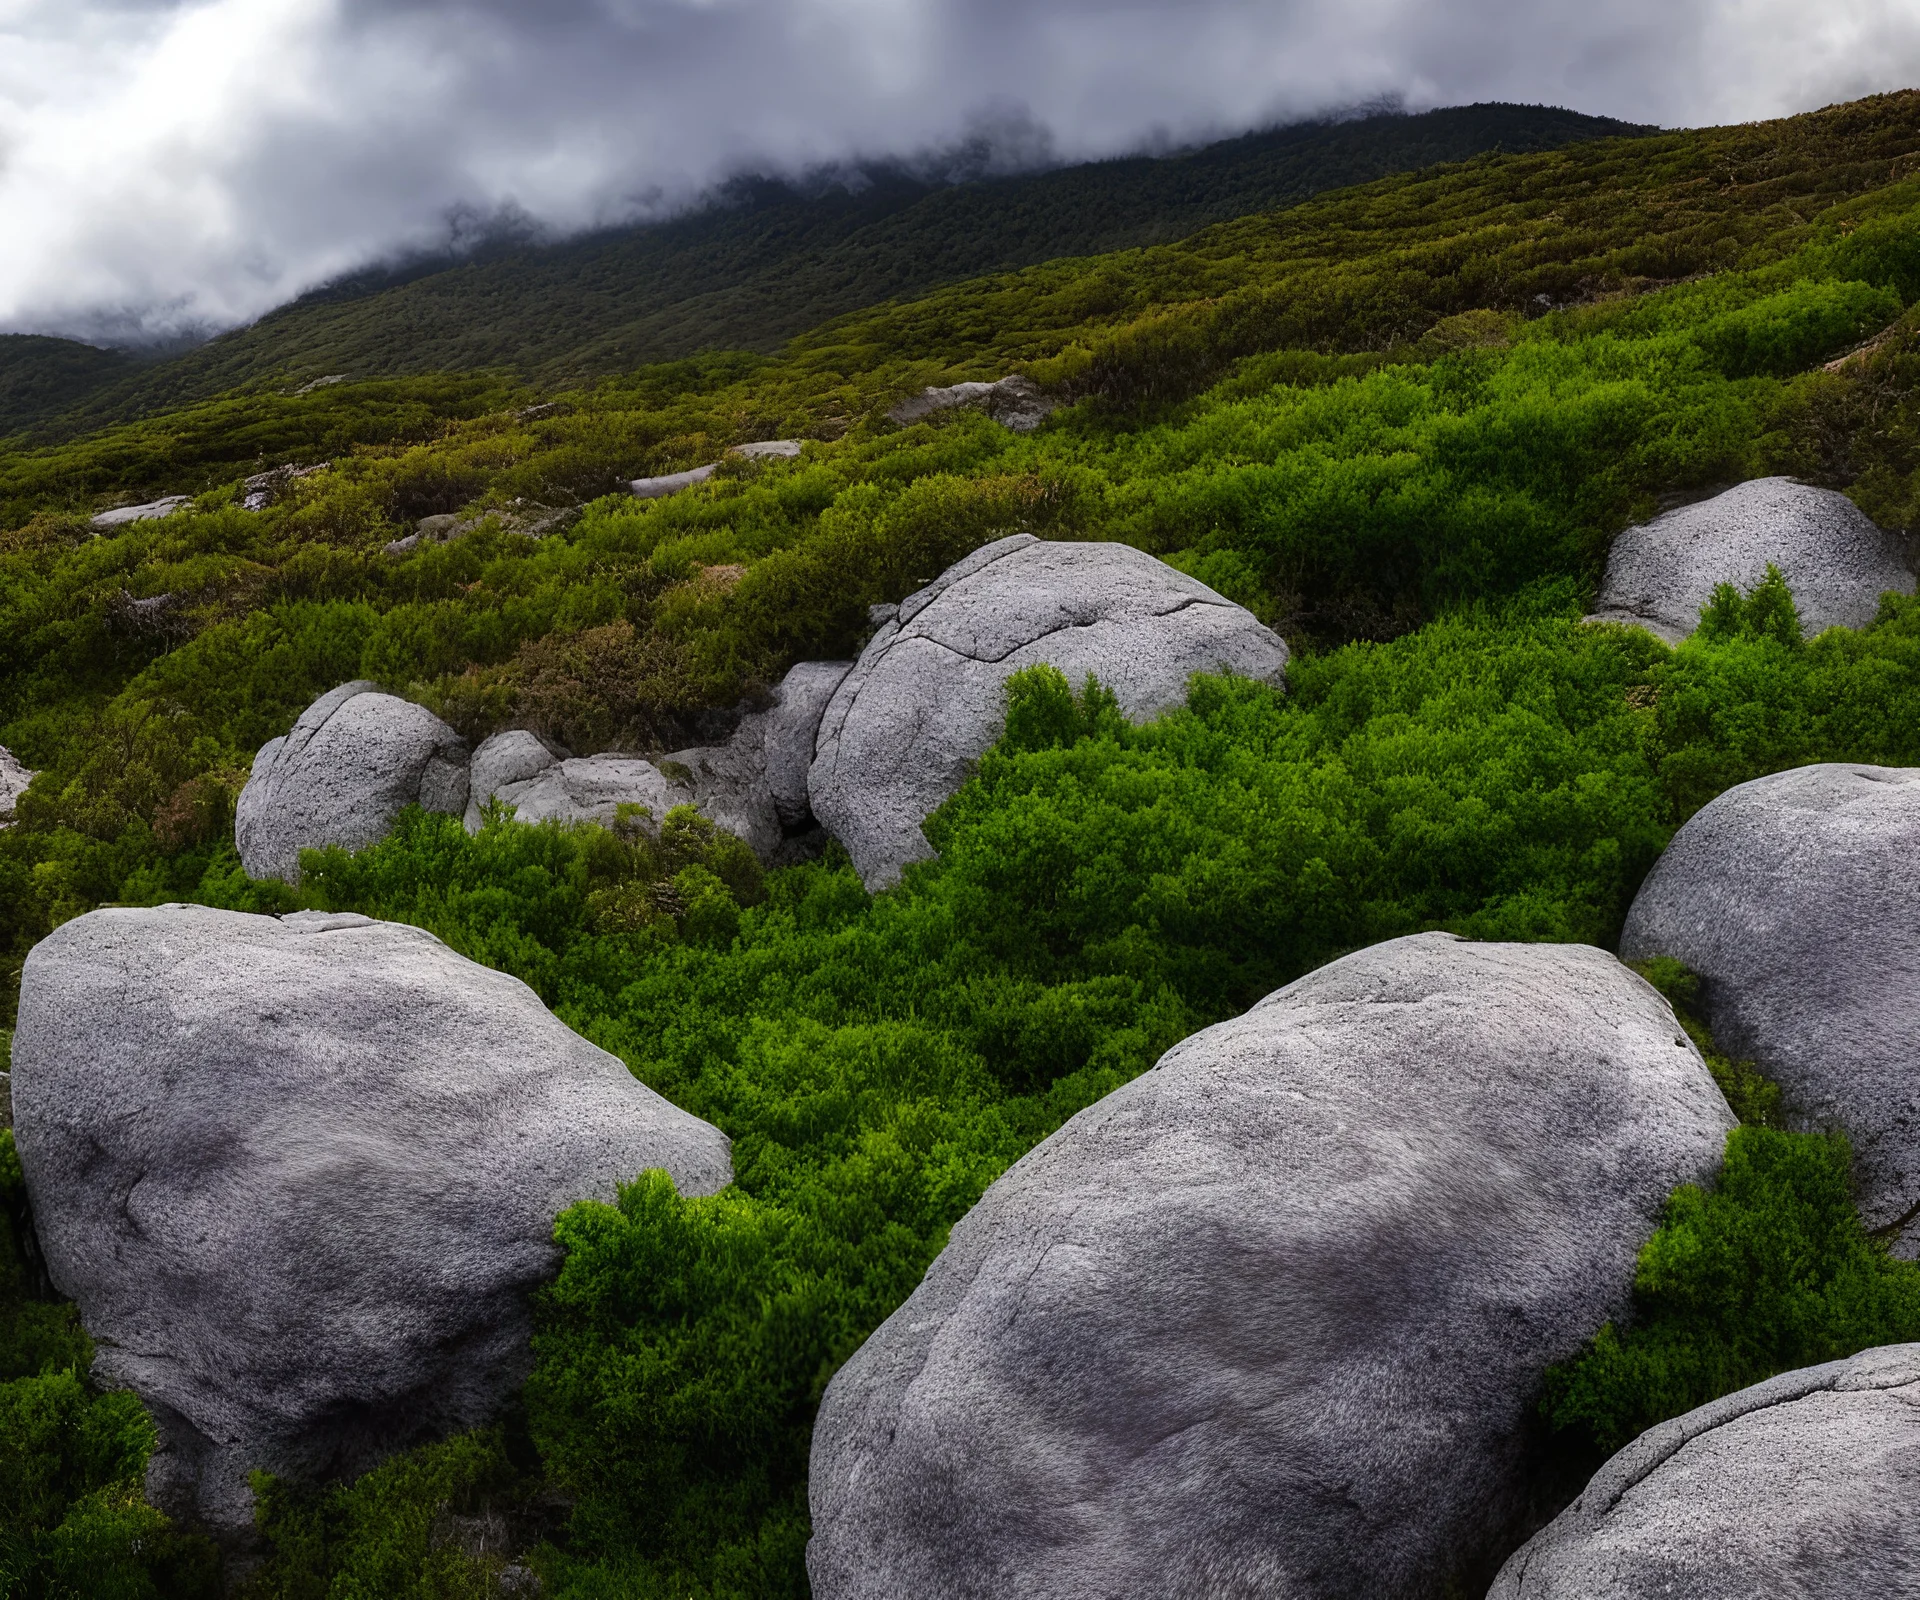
[808,535,1290,889]
[1588,477,1914,643]
[887,375,1054,432]
[807,933,1734,1600]
[1621,762,1920,1251]
[1490,1344,1920,1598]
[235,683,469,883]
[10,904,731,1536]
[0,744,33,828]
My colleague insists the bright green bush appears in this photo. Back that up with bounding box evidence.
[1545,1128,1920,1455]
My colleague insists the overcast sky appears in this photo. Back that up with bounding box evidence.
[3,0,1918,345]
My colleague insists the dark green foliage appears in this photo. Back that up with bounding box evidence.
[0,337,134,440]
[245,1430,531,1600]
[43,104,1644,434]
[0,1133,221,1599]
[1544,1129,1920,1456]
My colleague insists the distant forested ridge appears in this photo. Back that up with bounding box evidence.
[10,102,1642,435]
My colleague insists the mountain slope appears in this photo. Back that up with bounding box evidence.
[36,102,1643,432]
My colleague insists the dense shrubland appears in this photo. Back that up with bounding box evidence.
[5,91,1920,1598]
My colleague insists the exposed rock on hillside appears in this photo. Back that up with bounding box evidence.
[628,440,805,500]
[465,660,848,858]
[235,682,469,883]
[808,535,1290,889]
[764,660,852,829]
[1490,1343,1920,1597]
[0,744,33,827]
[91,494,191,529]
[807,933,1734,1599]
[886,375,1055,432]
[1588,478,1914,643]
[10,904,732,1536]
[1622,762,1920,1251]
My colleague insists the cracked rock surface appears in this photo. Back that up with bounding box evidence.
[1587,477,1913,643]
[1622,762,1920,1252]
[1491,1343,1920,1598]
[808,535,1290,890]
[236,682,470,884]
[806,933,1733,1600]
[9,904,732,1538]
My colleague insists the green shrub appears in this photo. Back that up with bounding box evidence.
[1545,1128,1920,1455]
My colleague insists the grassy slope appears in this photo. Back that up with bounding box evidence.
[0,336,135,437]
[4,88,1920,1599]
[28,102,1641,434]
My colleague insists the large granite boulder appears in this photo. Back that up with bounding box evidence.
[1490,1343,1920,1598]
[10,904,731,1536]
[1588,478,1914,644]
[1621,762,1920,1251]
[235,682,470,883]
[807,933,1734,1599]
[0,744,33,828]
[809,535,1291,889]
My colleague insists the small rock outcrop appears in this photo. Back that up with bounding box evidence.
[809,535,1290,889]
[1621,762,1920,1250]
[465,661,850,858]
[1588,477,1914,643]
[0,744,33,827]
[1490,1343,1920,1598]
[91,495,192,530]
[763,661,853,829]
[628,441,806,500]
[10,904,732,1536]
[807,934,1734,1600]
[235,682,470,883]
[237,463,324,512]
[886,375,1055,433]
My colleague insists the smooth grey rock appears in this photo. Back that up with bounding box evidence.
[1588,477,1914,643]
[1490,1343,1920,1598]
[464,730,569,831]
[887,375,1056,433]
[0,744,34,827]
[808,933,1735,1600]
[629,464,717,499]
[91,495,192,529]
[10,904,731,1536]
[809,535,1291,889]
[1621,762,1920,1250]
[662,732,781,861]
[476,749,693,834]
[763,662,853,830]
[235,683,470,884]
[237,463,324,512]
[733,439,804,460]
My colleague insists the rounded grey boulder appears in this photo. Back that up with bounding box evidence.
[1621,762,1920,1250]
[10,904,731,1536]
[1588,477,1913,644]
[806,933,1734,1600]
[808,535,1290,889]
[762,660,853,830]
[1490,1343,1920,1598]
[235,682,470,883]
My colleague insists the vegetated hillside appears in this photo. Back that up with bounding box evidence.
[28,102,1642,433]
[0,334,135,437]
[4,89,1920,1600]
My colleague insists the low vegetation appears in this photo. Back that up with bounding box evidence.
[3,89,1920,1599]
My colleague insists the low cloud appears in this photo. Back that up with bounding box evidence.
[3,0,1918,343]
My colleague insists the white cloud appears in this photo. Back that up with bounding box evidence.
[2,0,1917,342]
